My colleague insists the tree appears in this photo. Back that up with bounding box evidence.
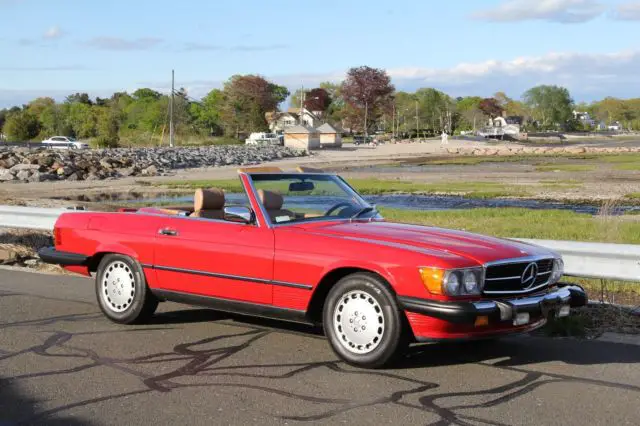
[268,83,289,105]
[415,88,455,135]
[392,91,416,136]
[317,82,345,127]
[304,88,332,112]
[523,85,573,129]
[220,75,285,137]
[0,109,8,135]
[341,66,394,133]
[479,98,503,118]
[95,105,122,147]
[39,103,71,137]
[456,96,485,131]
[191,89,225,136]
[65,92,93,105]
[3,110,41,140]
[27,97,55,117]
[132,88,162,101]
[67,102,97,138]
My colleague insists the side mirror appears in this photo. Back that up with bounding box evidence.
[224,206,254,224]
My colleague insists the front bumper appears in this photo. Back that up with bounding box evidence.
[397,284,587,339]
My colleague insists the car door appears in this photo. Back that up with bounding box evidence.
[152,216,274,305]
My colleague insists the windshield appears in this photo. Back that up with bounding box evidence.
[250,174,379,224]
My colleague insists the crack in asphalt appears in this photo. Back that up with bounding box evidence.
[1,289,639,425]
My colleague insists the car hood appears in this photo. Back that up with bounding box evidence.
[302,220,554,265]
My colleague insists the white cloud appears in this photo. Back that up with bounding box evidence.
[386,50,640,99]
[612,1,640,20]
[472,0,606,23]
[86,37,164,51]
[43,26,64,40]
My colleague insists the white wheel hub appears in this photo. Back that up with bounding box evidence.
[333,290,385,354]
[101,261,135,313]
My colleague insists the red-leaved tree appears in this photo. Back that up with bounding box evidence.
[304,88,332,112]
[341,66,394,132]
[479,98,504,118]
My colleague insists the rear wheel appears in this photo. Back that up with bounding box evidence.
[323,272,406,368]
[95,254,158,324]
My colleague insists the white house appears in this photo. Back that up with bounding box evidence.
[489,116,521,136]
[573,110,596,127]
[266,108,323,133]
[608,121,622,131]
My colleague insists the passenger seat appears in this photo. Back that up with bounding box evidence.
[258,189,295,223]
[192,188,225,220]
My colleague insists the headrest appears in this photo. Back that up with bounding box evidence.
[258,189,283,210]
[194,188,225,211]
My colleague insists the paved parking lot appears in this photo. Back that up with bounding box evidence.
[1,268,639,425]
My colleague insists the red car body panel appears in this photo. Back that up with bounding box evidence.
[46,172,585,341]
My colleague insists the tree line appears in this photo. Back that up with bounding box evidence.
[1,66,639,146]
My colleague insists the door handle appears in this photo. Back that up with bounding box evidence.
[158,228,178,236]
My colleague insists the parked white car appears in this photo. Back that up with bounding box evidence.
[42,136,90,150]
[245,132,282,145]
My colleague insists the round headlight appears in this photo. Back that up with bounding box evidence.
[463,271,478,294]
[444,272,460,295]
[551,258,564,283]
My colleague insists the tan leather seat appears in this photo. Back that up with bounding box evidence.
[192,188,225,220]
[258,189,295,222]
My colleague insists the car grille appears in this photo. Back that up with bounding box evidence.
[484,258,554,294]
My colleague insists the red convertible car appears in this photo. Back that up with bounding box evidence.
[39,167,587,367]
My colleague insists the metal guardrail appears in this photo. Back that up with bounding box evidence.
[0,205,637,282]
[0,206,75,230]
[516,239,639,282]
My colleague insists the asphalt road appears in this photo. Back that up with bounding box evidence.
[1,269,638,426]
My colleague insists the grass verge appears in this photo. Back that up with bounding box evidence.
[378,207,640,243]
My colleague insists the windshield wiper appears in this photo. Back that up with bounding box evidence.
[350,206,377,220]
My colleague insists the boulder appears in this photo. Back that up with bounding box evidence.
[16,170,31,180]
[10,163,40,172]
[0,169,15,181]
[141,165,158,176]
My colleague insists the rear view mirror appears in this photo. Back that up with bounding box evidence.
[289,181,315,192]
[224,206,254,224]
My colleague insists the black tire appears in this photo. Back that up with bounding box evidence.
[95,254,158,324]
[323,272,406,368]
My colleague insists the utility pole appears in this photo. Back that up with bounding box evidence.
[299,85,304,125]
[169,69,175,147]
[415,100,419,139]
[392,103,396,138]
[364,101,368,140]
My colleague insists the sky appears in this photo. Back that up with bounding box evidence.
[1,0,639,107]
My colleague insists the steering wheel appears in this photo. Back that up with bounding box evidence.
[324,202,354,217]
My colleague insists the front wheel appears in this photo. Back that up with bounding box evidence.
[323,272,406,368]
[95,254,158,324]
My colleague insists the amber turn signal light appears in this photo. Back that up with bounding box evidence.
[474,316,489,327]
[419,267,445,295]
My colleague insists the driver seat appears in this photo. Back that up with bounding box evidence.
[258,190,295,223]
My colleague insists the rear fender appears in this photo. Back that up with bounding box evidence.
[91,244,140,265]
